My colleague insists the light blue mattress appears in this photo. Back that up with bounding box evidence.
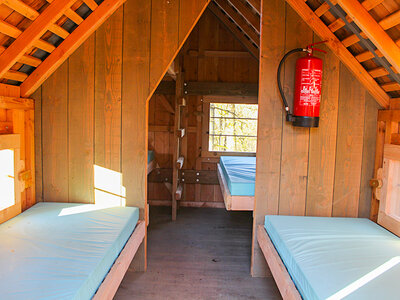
[220,156,256,196]
[264,215,400,300]
[0,202,139,300]
[148,150,155,163]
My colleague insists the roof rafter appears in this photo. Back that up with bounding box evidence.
[246,0,260,15]
[0,0,77,79]
[1,0,70,39]
[208,2,259,59]
[337,0,400,75]
[285,0,389,108]
[213,0,259,46]
[45,0,84,25]
[21,0,127,97]
[227,0,260,33]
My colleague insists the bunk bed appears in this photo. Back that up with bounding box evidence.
[257,144,400,300]
[217,156,256,211]
[148,150,156,175]
[0,202,145,300]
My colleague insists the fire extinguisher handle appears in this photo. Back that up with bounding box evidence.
[311,47,327,54]
[277,48,308,118]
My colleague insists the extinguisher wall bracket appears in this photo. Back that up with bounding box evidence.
[286,113,296,123]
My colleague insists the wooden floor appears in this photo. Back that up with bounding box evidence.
[115,206,281,300]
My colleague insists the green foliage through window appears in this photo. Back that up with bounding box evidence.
[209,103,258,153]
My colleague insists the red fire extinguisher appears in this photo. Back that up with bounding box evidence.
[277,41,327,127]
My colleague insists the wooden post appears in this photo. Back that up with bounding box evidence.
[172,56,186,221]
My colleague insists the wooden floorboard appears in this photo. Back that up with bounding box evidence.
[115,206,281,299]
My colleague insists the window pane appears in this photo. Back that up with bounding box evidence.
[0,149,15,210]
[209,103,258,153]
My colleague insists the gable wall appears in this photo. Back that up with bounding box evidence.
[148,9,259,207]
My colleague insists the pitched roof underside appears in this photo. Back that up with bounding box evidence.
[0,0,399,107]
[210,0,400,108]
[0,0,124,97]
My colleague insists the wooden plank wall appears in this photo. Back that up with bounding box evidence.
[251,0,380,277]
[33,0,210,271]
[0,84,35,211]
[148,9,259,207]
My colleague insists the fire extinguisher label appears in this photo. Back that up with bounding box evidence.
[299,68,322,106]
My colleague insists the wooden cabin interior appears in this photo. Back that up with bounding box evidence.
[1,0,400,299]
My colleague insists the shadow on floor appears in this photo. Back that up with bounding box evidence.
[115,206,281,300]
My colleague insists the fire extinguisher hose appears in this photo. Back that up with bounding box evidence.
[277,48,308,121]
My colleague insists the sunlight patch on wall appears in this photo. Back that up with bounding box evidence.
[0,149,15,211]
[94,165,126,207]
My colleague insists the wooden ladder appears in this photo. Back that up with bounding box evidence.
[172,56,186,221]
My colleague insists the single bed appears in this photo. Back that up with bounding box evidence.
[258,216,400,300]
[0,202,145,300]
[257,143,400,300]
[217,156,255,211]
[148,150,156,175]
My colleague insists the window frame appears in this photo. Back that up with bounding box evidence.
[201,96,258,158]
[0,134,22,224]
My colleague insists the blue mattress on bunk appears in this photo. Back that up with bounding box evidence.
[264,215,400,300]
[220,156,256,196]
[148,150,155,163]
[0,202,139,300]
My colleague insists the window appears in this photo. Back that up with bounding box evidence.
[208,103,258,153]
[0,149,15,210]
[0,134,21,224]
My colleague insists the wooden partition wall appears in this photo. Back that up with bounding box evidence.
[251,0,381,276]
[34,0,210,271]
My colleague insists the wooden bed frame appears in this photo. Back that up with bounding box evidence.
[257,143,400,300]
[217,163,254,211]
[257,225,301,300]
[93,220,146,300]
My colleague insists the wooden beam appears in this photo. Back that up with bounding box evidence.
[208,3,259,59]
[0,20,55,53]
[2,0,39,20]
[0,46,41,67]
[0,0,76,79]
[83,0,98,11]
[155,80,259,96]
[188,49,252,58]
[45,0,84,25]
[186,81,258,97]
[227,0,260,33]
[158,94,175,114]
[21,0,127,97]
[0,96,34,110]
[214,0,259,45]
[285,0,389,108]
[154,81,175,95]
[3,70,28,82]
[325,0,382,34]
[337,0,400,74]
[246,0,261,14]
[2,0,70,40]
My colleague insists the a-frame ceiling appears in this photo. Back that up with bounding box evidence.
[0,0,125,97]
[1,0,400,108]
[208,0,400,108]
